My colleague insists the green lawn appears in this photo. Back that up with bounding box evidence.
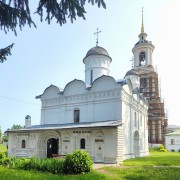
[123,151,180,166]
[0,144,7,152]
[1,149,180,179]
[101,166,180,180]
[0,166,106,180]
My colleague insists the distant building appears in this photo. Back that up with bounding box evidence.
[165,130,180,152]
[166,125,180,134]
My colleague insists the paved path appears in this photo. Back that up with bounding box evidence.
[93,163,120,169]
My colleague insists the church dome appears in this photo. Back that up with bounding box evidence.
[85,46,110,58]
[125,69,139,77]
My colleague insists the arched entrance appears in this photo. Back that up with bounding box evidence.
[47,138,59,158]
[133,131,140,157]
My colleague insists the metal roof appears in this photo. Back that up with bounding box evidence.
[165,130,180,136]
[6,120,122,133]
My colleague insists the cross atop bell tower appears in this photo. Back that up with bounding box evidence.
[94,28,101,46]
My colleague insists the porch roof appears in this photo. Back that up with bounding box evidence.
[6,120,122,133]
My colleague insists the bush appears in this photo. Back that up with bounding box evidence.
[149,147,159,152]
[0,156,64,174]
[63,150,93,174]
[0,152,6,159]
[158,145,167,152]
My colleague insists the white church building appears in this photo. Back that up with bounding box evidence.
[7,29,149,164]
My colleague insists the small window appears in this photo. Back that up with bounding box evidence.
[80,138,85,149]
[171,139,175,145]
[22,139,26,148]
[74,109,80,123]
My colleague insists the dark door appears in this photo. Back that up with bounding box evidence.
[47,138,59,158]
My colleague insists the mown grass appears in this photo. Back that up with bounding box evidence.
[0,166,107,180]
[1,146,180,179]
[0,144,7,152]
[123,151,180,166]
[101,166,180,180]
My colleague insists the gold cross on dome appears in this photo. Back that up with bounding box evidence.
[94,28,101,46]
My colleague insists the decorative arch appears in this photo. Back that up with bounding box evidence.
[80,138,86,149]
[37,131,61,158]
[22,139,26,148]
[139,51,146,66]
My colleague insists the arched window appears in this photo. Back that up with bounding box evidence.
[139,52,146,66]
[74,109,80,123]
[80,138,85,149]
[22,139,26,148]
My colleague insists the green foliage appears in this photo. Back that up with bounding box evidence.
[0,152,6,159]
[0,150,93,175]
[0,157,64,174]
[63,149,93,174]
[0,144,7,152]
[3,124,24,142]
[158,145,167,152]
[149,146,159,152]
[149,145,167,152]
[0,0,106,62]
[0,44,14,63]
[11,124,24,130]
[0,127,2,138]
[2,133,8,142]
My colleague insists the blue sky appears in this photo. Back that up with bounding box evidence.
[0,0,179,133]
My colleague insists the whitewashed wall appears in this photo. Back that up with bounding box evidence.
[8,128,119,163]
[39,76,122,125]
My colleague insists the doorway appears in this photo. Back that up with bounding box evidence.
[95,142,104,163]
[47,138,59,158]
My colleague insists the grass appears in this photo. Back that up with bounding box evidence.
[0,166,106,180]
[101,166,180,180]
[123,151,180,166]
[1,146,180,179]
[0,144,7,152]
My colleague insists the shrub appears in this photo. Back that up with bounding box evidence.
[158,145,167,152]
[0,152,6,159]
[63,150,93,174]
[0,156,64,174]
[149,147,159,152]
[171,149,175,152]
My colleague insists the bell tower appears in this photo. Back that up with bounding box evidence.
[132,8,155,69]
[128,9,168,145]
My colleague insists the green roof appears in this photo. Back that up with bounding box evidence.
[165,130,180,136]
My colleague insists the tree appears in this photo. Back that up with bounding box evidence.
[0,127,2,138]
[3,124,24,142]
[0,0,106,62]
